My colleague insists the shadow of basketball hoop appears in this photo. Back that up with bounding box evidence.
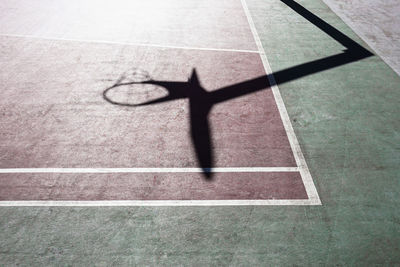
[102,0,373,179]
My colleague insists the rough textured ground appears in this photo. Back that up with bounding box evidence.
[323,0,400,76]
[0,0,399,265]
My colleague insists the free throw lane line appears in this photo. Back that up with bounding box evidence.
[0,199,319,207]
[0,167,298,173]
[0,33,260,54]
[240,0,321,205]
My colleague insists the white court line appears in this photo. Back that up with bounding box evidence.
[0,33,260,54]
[0,167,298,173]
[0,199,320,207]
[240,0,321,205]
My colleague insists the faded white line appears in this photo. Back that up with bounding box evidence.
[0,33,260,54]
[0,199,321,207]
[0,167,299,173]
[240,0,321,205]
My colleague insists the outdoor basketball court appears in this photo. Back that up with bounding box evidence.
[0,0,399,265]
[0,0,321,205]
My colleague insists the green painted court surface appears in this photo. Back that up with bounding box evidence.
[0,0,399,265]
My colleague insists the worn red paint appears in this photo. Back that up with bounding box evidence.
[0,38,301,201]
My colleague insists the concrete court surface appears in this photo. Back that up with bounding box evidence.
[323,0,400,76]
[0,0,399,265]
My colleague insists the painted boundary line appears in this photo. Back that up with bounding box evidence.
[0,167,298,173]
[240,0,321,205]
[0,167,316,206]
[0,33,260,54]
[0,199,314,207]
